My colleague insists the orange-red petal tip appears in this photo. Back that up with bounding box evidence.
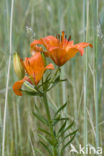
[89,43,93,48]
[13,79,24,96]
[30,40,42,48]
[45,63,54,70]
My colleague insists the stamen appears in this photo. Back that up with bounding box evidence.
[27,59,30,65]
[68,35,71,41]
[56,34,60,40]
[61,31,65,41]
[65,34,67,39]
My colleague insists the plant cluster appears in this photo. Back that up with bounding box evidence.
[13,31,92,156]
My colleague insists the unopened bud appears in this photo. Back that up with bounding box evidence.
[13,52,25,79]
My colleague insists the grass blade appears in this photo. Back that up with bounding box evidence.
[2,0,14,156]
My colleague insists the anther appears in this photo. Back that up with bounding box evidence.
[68,35,71,41]
[56,34,60,40]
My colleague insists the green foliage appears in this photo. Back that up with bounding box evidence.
[21,68,67,97]
[21,89,40,96]
[54,102,67,117]
[60,134,76,156]
[18,66,76,156]
[39,141,52,156]
[33,101,77,156]
[57,121,74,138]
[33,112,49,126]
[1,0,103,155]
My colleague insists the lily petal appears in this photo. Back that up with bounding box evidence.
[30,40,42,48]
[40,36,58,50]
[45,63,54,70]
[32,46,43,52]
[74,42,93,56]
[13,77,29,96]
[30,32,93,66]
[76,47,84,56]
[61,31,65,42]
[13,79,24,96]
[75,42,93,49]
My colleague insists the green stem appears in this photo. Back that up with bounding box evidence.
[53,147,57,156]
[43,93,57,156]
[43,93,51,121]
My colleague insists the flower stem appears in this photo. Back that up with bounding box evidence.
[43,93,51,121]
[43,93,57,156]
[53,147,57,156]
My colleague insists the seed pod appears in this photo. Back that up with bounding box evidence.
[13,52,25,79]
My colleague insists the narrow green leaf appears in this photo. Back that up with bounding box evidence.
[34,148,44,156]
[39,141,52,156]
[38,134,48,143]
[53,115,61,125]
[45,137,55,146]
[34,86,43,95]
[33,112,48,125]
[60,134,76,156]
[54,67,61,77]
[58,121,74,138]
[57,121,66,134]
[63,129,78,140]
[47,75,67,91]
[53,118,69,126]
[54,103,67,117]
[39,134,57,147]
[34,103,40,112]
[45,72,51,81]
[38,78,51,89]
[60,129,78,144]
[38,128,51,136]
[38,72,51,89]
[21,89,39,96]
[58,118,69,121]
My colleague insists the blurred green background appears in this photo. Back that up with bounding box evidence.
[0,0,104,155]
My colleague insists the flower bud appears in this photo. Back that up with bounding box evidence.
[13,52,25,79]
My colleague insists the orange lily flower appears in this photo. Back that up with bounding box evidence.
[13,52,54,96]
[31,31,93,66]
